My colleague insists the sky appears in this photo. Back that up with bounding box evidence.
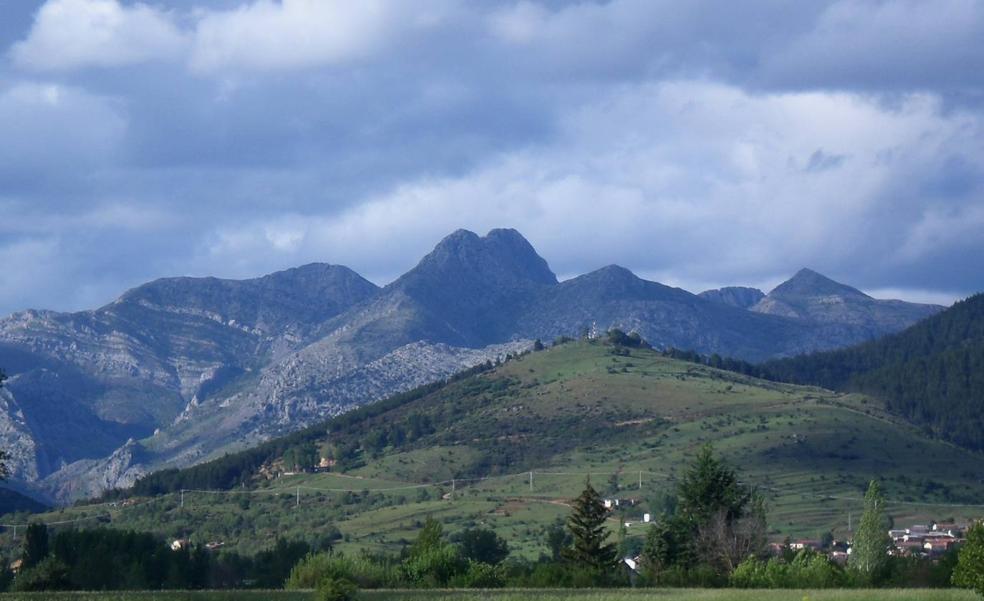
[0,0,982,315]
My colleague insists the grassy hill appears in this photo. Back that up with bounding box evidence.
[5,340,984,560]
[762,293,984,451]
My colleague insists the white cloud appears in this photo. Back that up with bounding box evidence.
[10,0,187,71]
[193,81,982,292]
[188,0,452,73]
[0,82,126,174]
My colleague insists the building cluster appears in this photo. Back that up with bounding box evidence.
[888,522,965,557]
[776,521,968,564]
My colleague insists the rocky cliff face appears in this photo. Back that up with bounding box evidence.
[0,232,943,503]
[751,268,942,335]
[698,286,765,309]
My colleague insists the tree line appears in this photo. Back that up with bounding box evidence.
[2,524,315,592]
[6,445,984,595]
[660,293,984,452]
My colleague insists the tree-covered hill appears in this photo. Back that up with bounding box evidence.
[760,293,984,451]
[21,338,982,560]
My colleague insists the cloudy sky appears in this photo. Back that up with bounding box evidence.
[0,0,982,315]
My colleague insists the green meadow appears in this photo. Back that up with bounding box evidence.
[5,342,983,560]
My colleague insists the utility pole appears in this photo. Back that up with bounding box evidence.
[848,512,852,533]
[451,479,455,501]
[529,471,534,492]
[296,487,300,508]
[181,489,185,509]
[638,470,643,490]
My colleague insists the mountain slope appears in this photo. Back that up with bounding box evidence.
[29,341,984,559]
[698,286,765,309]
[751,268,942,334]
[0,229,943,502]
[761,293,984,451]
[0,264,379,482]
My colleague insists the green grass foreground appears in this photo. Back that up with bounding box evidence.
[0,590,978,601]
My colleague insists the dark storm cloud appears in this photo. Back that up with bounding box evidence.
[0,0,981,315]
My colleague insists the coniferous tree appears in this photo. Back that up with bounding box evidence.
[565,480,617,573]
[21,523,49,570]
[677,444,750,526]
[642,513,686,576]
[850,480,890,584]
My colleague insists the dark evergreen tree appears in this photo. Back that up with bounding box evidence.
[564,480,617,573]
[458,528,509,565]
[677,444,751,526]
[21,523,49,570]
[642,513,688,574]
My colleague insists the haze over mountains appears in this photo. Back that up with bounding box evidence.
[0,228,942,502]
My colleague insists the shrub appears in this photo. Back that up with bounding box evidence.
[12,557,71,591]
[315,575,357,601]
[287,552,401,589]
[730,551,845,589]
[449,561,504,588]
[954,521,984,596]
[402,544,467,587]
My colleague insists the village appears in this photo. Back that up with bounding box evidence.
[606,495,970,565]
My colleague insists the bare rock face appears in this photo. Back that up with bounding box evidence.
[751,268,942,335]
[0,388,39,481]
[698,286,765,309]
[0,232,944,503]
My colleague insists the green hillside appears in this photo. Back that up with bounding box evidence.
[6,340,984,560]
[762,293,984,451]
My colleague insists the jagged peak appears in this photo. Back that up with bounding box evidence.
[404,227,557,286]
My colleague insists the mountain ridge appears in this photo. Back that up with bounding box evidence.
[0,228,945,502]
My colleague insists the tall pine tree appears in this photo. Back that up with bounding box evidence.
[565,479,617,573]
[849,480,890,584]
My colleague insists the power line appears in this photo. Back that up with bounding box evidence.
[5,468,982,533]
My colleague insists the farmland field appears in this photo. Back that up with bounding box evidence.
[0,589,977,601]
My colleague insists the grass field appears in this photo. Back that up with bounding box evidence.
[0,589,977,601]
[4,342,984,559]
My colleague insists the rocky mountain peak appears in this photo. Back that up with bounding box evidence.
[404,228,557,288]
[769,268,869,300]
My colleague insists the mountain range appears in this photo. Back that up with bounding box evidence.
[0,228,942,502]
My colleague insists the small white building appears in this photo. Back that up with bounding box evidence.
[171,538,189,551]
